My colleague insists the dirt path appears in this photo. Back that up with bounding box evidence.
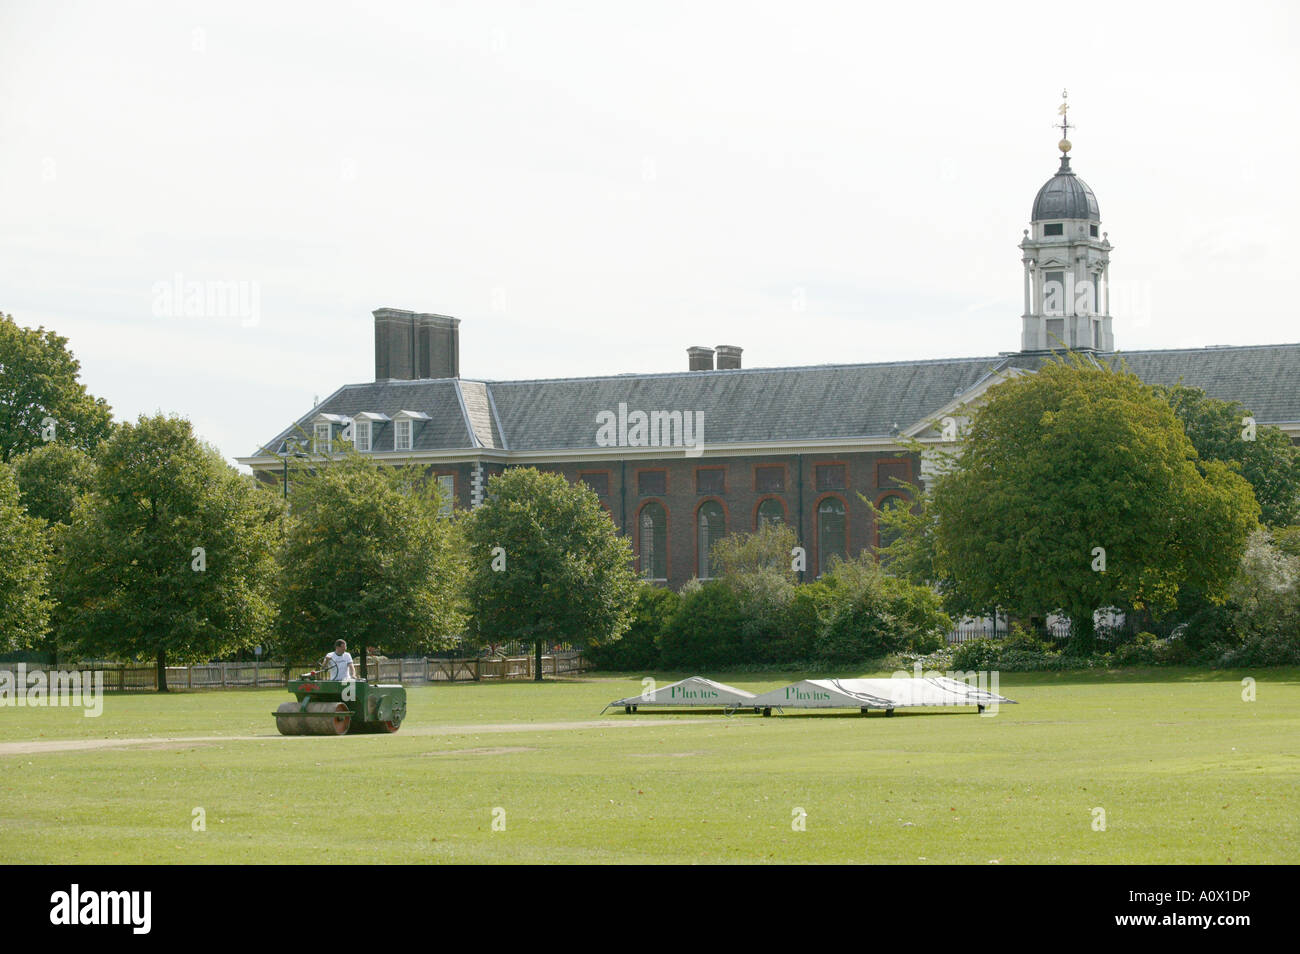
[0,717,715,756]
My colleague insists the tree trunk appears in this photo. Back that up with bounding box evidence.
[1068,607,1097,655]
[156,648,168,693]
[534,639,543,682]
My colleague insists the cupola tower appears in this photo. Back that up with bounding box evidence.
[1020,91,1113,352]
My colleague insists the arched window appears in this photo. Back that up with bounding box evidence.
[757,498,785,529]
[638,502,667,581]
[697,501,725,579]
[817,497,846,576]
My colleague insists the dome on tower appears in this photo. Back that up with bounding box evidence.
[1031,155,1100,221]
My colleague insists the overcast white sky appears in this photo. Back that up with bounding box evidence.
[2,1,1297,466]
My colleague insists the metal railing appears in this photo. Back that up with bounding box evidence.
[946,620,1135,645]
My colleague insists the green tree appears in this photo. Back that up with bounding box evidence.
[465,467,637,679]
[814,554,950,660]
[1274,525,1300,559]
[0,461,52,649]
[712,522,798,582]
[0,313,114,462]
[12,443,98,662]
[587,583,678,670]
[11,443,97,525]
[865,475,945,588]
[711,523,803,662]
[1229,528,1300,640]
[55,415,280,689]
[931,357,1259,647]
[1154,383,1300,527]
[278,455,466,663]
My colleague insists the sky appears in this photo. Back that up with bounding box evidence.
[2,0,1298,467]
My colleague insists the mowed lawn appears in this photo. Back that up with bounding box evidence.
[0,668,1296,864]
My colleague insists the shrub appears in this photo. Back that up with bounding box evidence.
[998,650,1104,672]
[1003,622,1050,654]
[1063,627,1097,658]
[951,628,1075,671]
[815,586,907,661]
[880,576,951,652]
[910,626,946,655]
[812,555,950,662]
[951,637,1002,671]
[1229,529,1300,641]
[1273,525,1300,559]
[781,584,824,661]
[1116,631,1160,666]
[657,581,745,669]
[587,584,677,670]
[1153,634,1196,665]
[1164,592,1237,652]
[711,524,805,663]
[1219,631,1300,667]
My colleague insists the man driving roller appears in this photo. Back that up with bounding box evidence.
[322,639,358,681]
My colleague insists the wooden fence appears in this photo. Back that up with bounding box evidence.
[0,653,590,693]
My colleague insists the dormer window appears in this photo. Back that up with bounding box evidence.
[310,413,349,455]
[349,412,390,453]
[392,410,431,453]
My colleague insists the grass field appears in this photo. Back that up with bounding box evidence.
[1,668,1297,864]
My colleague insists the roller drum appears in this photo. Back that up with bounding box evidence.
[274,701,352,736]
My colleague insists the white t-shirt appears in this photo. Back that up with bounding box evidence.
[325,651,353,681]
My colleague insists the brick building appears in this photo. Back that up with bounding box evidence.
[240,132,1300,589]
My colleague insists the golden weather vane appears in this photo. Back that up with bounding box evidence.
[1056,89,1073,153]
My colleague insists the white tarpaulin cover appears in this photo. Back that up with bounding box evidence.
[746,677,1014,711]
[605,676,757,710]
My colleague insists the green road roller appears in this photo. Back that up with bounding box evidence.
[273,648,406,735]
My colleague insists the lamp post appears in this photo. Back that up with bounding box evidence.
[281,441,309,500]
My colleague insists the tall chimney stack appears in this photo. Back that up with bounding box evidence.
[374,308,460,381]
[715,344,743,369]
[687,346,715,371]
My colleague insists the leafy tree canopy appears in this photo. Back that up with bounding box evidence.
[55,415,280,686]
[0,461,52,649]
[277,454,466,661]
[464,467,637,660]
[865,472,948,591]
[0,313,113,462]
[711,522,799,582]
[11,442,96,526]
[1154,382,1300,527]
[931,356,1259,637]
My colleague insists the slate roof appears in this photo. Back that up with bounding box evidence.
[458,380,503,449]
[247,343,1300,460]
[1002,344,1300,425]
[1103,345,1300,425]
[486,357,1003,450]
[258,379,472,455]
